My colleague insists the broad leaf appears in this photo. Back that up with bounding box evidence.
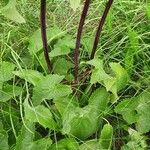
[99,124,113,150]
[115,97,139,124]
[87,59,129,101]
[49,35,74,57]
[28,27,65,54]
[24,100,57,130]
[80,140,99,150]
[0,84,22,102]
[0,0,26,23]
[109,62,129,91]
[15,121,35,150]
[0,61,15,82]
[53,58,73,75]
[32,74,72,105]
[0,122,9,150]
[49,138,79,150]
[13,70,44,86]
[29,138,52,150]
[121,128,147,150]
[62,88,109,140]
[136,102,150,134]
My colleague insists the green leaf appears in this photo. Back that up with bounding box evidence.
[0,0,25,23]
[70,0,81,11]
[87,59,129,101]
[54,96,78,116]
[80,140,99,150]
[87,59,110,84]
[15,121,35,150]
[49,138,79,150]
[109,63,129,91]
[115,97,139,124]
[0,84,22,102]
[32,74,72,105]
[53,58,73,75]
[62,88,109,140]
[0,122,9,150]
[30,138,52,150]
[49,46,70,58]
[0,61,15,82]
[121,128,147,150]
[28,27,65,54]
[24,100,57,130]
[49,35,74,57]
[99,124,113,150]
[13,70,44,86]
[136,102,150,134]
[82,37,94,53]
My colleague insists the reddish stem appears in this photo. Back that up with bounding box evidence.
[90,0,114,59]
[40,0,52,73]
[74,0,91,84]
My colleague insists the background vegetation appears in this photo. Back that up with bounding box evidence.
[0,0,150,150]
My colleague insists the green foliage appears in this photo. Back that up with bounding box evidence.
[121,128,147,150]
[124,28,139,75]
[28,27,65,55]
[99,124,113,150]
[14,70,72,105]
[49,138,79,150]
[87,58,129,101]
[69,0,81,11]
[79,123,113,150]
[0,61,15,82]
[0,84,22,102]
[61,88,109,140]
[0,122,9,150]
[24,100,57,130]
[15,121,35,150]
[0,0,25,23]
[0,1,149,149]
[115,88,150,134]
[80,140,98,150]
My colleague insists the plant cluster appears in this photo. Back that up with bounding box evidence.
[0,0,150,150]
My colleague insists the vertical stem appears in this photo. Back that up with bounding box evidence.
[90,0,114,59]
[40,0,52,73]
[74,0,91,84]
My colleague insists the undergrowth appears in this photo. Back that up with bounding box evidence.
[0,0,150,150]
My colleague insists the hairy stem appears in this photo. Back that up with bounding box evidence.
[90,0,114,59]
[40,0,52,73]
[74,0,91,84]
